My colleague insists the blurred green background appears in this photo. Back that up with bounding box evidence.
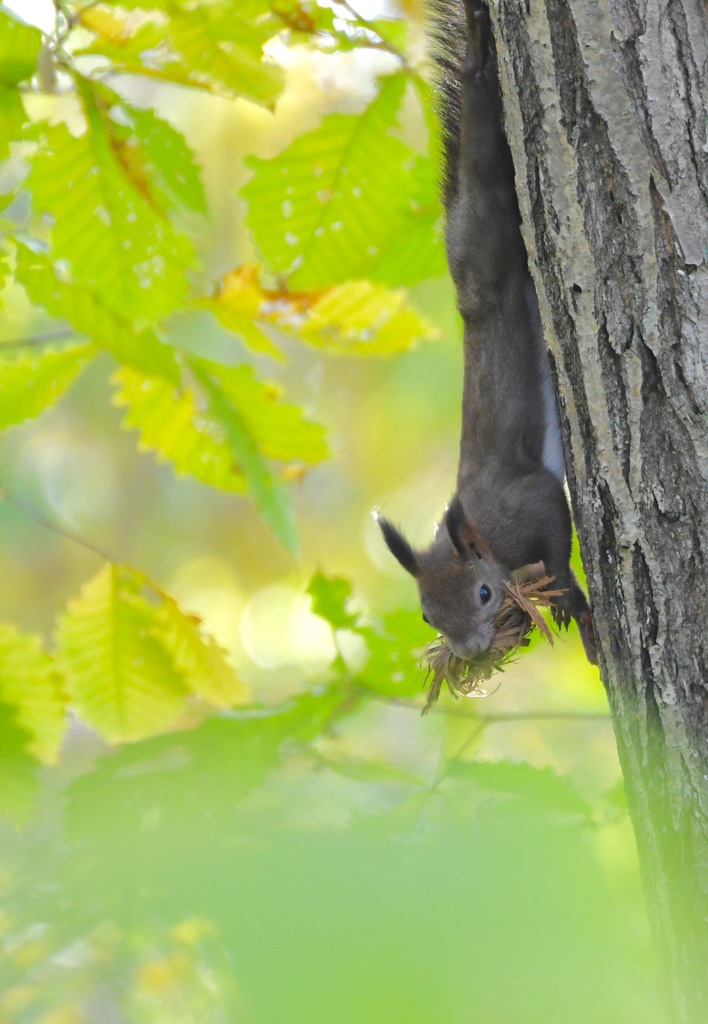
[0,1,661,1021]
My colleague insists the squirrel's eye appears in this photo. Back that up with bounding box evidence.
[479,584,491,604]
[422,613,430,625]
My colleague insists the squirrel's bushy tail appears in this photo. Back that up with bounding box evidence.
[427,0,469,207]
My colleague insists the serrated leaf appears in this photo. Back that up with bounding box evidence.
[75,16,165,66]
[0,7,43,85]
[72,1,285,101]
[300,280,437,356]
[153,598,249,708]
[0,87,26,160]
[0,343,95,431]
[445,760,592,817]
[27,100,195,324]
[17,246,180,383]
[113,356,326,493]
[166,5,283,106]
[202,266,436,358]
[0,624,66,764]
[190,359,298,555]
[116,102,207,215]
[243,74,442,288]
[112,366,246,491]
[307,573,358,630]
[57,564,188,743]
[206,360,328,465]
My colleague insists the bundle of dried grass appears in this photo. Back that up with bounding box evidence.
[421,576,565,715]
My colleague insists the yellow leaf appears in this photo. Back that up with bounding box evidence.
[200,265,283,359]
[111,367,247,492]
[153,598,249,709]
[78,8,131,43]
[301,280,439,356]
[57,565,187,744]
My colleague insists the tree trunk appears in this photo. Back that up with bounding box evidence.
[490,0,707,1018]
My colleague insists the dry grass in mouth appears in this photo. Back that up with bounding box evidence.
[421,576,565,715]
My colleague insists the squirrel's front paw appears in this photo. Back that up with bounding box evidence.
[551,597,572,630]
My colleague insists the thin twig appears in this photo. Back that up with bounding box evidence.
[353,684,610,722]
[428,719,487,795]
[0,485,118,565]
[476,710,610,723]
[335,0,408,64]
[0,328,79,350]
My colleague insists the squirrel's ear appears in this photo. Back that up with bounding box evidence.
[445,496,488,559]
[374,511,419,577]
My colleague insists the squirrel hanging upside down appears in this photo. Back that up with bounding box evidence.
[376,0,598,665]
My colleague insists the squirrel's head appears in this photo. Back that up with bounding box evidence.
[375,497,507,660]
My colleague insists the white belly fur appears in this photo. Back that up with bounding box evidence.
[523,279,566,482]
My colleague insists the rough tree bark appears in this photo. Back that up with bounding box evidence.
[489,0,707,1018]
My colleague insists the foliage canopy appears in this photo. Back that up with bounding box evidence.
[0,0,442,752]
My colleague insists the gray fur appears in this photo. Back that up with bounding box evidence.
[378,0,596,664]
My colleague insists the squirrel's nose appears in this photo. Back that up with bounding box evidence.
[448,637,484,660]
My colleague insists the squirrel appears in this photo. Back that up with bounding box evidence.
[376,0,597,665]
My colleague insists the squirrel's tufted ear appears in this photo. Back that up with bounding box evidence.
[373,511,419,577]
[445,495,490,560]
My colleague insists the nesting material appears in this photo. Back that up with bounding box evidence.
[421,576,565,715]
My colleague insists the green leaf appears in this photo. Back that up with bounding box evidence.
[369,157,446,286]
[299,280,437,356]
[113,357,326,495]
[206,361,328,465]
[354,610,430,700]
[319,754,425,788]
[0,87,27,160]
[27,102,196,324]
[0,624,66,764]
[0,343,95,431]
[0,700,38,824]
[307,573,358,630]
[112,366,246,492]
[243,74,441,288]
[0,7,43,85]
[166,5,284,106]
[0,247,8,298]
[190,358,298,554]
[56,564,188,743]
[108,100,207,216]
[78,0,167,11]
[153,598,249,708]
[17,246,180,383]
[74,12,166,66]
[445,760,593,818]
